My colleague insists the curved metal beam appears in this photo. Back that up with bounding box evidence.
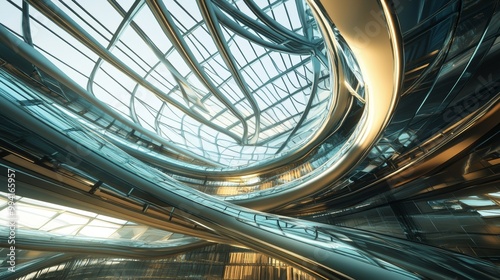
[10,0,405,214]
[107,0,240,141]
[27,0,335,172]
[227,0,403,209]
[27,0,242,144]
[154,102,166,135]
[275,56,321,154]
[295,0,313,39]
[208,50,312,125]
[108,0,333,172]
[2,73,498,279]
[0,164,228,245]
[0,253,75,280]
[214,7,310,55]
[21,1,33,46]
[145,0,250,144]
[87,0,144,98]
[214,0,317,48]
[242,0,316,48]
[197,0,261,144]
[212,1,328,66]
[0,20,221,167]
[0,228,209,259]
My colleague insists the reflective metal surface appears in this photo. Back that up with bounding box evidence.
[0,0,404,211]
[0,0,499,279]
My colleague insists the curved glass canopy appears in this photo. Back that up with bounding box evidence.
[1,0,500,279]
[3,0,340,167]
[0,0,395,210]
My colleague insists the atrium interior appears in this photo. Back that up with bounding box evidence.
[0,0,499,279]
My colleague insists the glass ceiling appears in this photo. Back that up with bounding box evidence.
[0,0,331,166]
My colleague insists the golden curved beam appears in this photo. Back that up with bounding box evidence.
[231,0,404,209]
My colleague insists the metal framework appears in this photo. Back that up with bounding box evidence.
[0,0,499,279]
[0,0,400,210]
[20,0,336,167]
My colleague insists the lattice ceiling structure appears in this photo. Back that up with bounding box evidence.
[2,0,342,167]
[1,0,500,279]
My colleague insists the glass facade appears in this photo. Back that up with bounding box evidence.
[0,0,499,279]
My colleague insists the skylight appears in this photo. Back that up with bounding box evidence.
[0,0,331,166]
